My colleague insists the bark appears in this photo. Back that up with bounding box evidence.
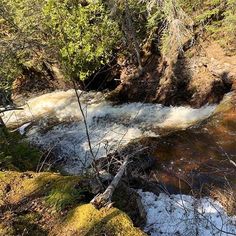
[0,116,8,137]
[124,0,143,71]
[91,156,129,209]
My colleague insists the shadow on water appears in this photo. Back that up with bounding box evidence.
[128,94,236,196]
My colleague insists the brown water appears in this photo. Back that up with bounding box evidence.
[3,89,236,197]
[134,93,236,196]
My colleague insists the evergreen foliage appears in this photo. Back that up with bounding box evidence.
[0,0,120,86]
[0,0,235,90]
[43,0,120,80]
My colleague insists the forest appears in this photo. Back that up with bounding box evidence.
[0,0,236,235]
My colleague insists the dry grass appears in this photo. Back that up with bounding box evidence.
[210,187,236,216]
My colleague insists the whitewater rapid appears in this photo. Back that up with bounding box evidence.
[3,89,216,174]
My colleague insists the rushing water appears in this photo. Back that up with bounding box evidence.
[3,89,236,235]
[117,92,236,198]
[3,89,216,174]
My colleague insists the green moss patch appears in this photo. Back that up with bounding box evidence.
[0,130,41,171]
[58,204,145,236]
[45,176,91,210]
[0,171,145,235]
[0,171,84,210]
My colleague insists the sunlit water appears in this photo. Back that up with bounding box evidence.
[3,90,236,235]
[3,89,216,173]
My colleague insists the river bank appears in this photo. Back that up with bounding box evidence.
[1,87,236,235]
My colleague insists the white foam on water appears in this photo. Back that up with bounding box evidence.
[3,89,100,125]
[2,90,216,173]
[138,190,236,236]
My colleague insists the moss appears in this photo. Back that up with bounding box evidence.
[59,204,145,236]
[1,172,53,203]
[0,171,145,236]
[45,176,89,210]
[0,131,41,171]
[0,171,84,235]
[0,171,85,210]
[13,212,47,236]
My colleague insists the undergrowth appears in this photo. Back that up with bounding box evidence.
[0,129,41,171]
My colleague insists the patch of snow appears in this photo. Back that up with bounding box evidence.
[138,190,236,236]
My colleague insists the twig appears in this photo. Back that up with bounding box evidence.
[72,80,104,189]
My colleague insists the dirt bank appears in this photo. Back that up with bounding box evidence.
[12,40,236,108]
[109,41,235,107]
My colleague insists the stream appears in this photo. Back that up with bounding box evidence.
[3,89,216,173]
[3,89,236,235]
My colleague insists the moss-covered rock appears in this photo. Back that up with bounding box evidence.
[0,171,86,210]
[57,204,145,236]
[0,171,145,236]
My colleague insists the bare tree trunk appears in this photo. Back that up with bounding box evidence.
[0,116,6,129]
[124,0,143,71]
[91,156,129,209]
[0,116,8,137]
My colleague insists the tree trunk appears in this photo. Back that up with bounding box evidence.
[91,156,129,209]
[0,116,8,137]
[124,0,143,71]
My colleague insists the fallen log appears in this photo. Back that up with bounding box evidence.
[90,156,129,209]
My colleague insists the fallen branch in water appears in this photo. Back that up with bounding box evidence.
[91,156,129,209]
[91,146,149,209]
[0,107,23,114]
[0,107,24,134]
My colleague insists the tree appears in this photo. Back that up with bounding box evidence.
[0,0,52,92]
[42,0,120,80]
[0,0,121,90]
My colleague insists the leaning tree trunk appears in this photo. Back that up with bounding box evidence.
[0,116,6,129]
[0,116,8,137]
[91,156,129,209]
[123,0,143,71]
